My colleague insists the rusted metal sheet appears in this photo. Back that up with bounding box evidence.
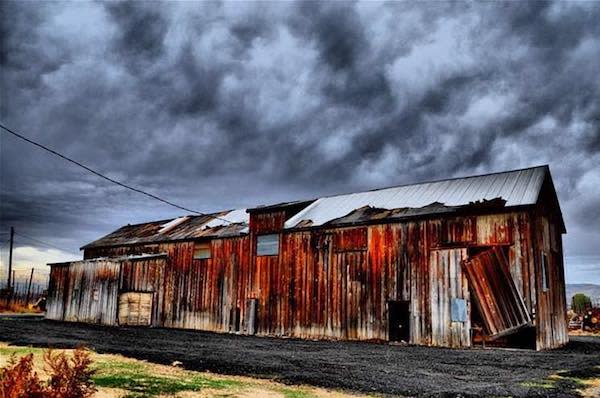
[462,247,531,338]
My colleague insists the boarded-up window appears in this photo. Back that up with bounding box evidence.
[257,234,279,256]
[118,292,153,326]
[193,242,211,259]
[333,228,367,252]
[441,217,476,246]
[541,251,549,291]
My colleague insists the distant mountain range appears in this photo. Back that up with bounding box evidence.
[565,284,600,306]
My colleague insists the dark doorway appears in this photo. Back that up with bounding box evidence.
[388,300,410,342]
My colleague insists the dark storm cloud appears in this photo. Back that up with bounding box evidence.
[0,1,599,281]
[106,2,168,62]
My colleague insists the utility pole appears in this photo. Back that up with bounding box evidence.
[26,268,34,305]
[7,227,14,291]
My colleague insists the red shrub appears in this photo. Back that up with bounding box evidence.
[0,354,44,398]
[0,348,96,398]
[43,349,96,398]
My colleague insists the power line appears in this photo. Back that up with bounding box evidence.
[13,232,80,256]
[0,122,233,224]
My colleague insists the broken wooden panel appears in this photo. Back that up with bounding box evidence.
[429,248,471,347]
[462,247,531,338]
[118,292,153,326]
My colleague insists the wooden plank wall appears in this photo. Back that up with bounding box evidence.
[46,265,69,321]
[119,257,166,327]
[429,248,470,347]
[534,214,568,350]
[70,210,567,349]
[59,260,120,325]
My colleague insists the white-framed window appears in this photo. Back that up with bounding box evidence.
[193,242,211,260]
[257,234,279,256]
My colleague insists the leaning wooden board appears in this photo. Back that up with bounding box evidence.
[462,247,531,338]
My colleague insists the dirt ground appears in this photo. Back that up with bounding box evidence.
[1,318,598,397]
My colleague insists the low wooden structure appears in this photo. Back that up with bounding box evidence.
[47,166,568,350]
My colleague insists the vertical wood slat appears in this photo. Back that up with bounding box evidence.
[462,247,531,338]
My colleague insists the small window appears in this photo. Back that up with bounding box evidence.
[193,242,211,259]
[541,251,549,291]
[451,298,467,322]
[92,289,99,301]
[257,234,279,256]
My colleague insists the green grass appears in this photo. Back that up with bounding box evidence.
[520,366,600,395]
[0,345,44,357]
[0,344,351,398]
[92,359,245,397]
[279,387,316,398]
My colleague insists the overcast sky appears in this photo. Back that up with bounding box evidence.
[1,1,599,285]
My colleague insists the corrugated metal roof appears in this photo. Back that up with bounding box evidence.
[82,166,554,249]
[284,166,548,228]
[82,209,249,249]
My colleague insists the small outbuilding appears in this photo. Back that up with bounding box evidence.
[47,165,567,350]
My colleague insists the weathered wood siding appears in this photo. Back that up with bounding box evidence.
[533,214,568,350]
[58,208,565,349]
[56,260,120,325]
[46,264,70,321]
[119,257,166,327]
[429,248,470,347]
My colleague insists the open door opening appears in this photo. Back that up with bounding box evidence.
[388,300,410,342]
[463,247,533,347]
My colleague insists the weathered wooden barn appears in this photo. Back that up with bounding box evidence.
[46,166,568,350]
